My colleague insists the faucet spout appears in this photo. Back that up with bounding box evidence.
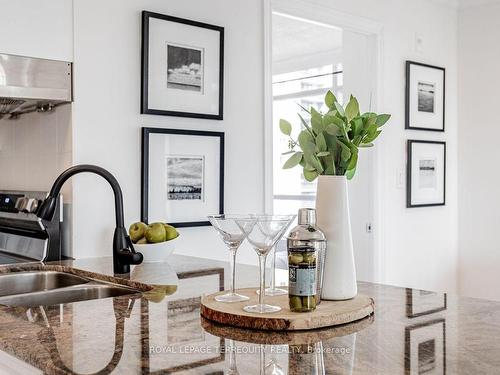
[37,164,143,274]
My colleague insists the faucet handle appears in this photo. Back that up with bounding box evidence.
[117,248,143,265]
[121,236,143,265]
[126,236,143,261]
[125,235,136,252]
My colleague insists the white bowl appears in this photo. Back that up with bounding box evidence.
[134,239,176,263]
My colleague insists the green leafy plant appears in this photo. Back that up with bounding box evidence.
[279,90,390,181]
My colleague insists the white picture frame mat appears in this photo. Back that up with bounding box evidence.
[409,64,444,130]
[148,133,220,223]
[148,17,220,114]
[410,142,445,206]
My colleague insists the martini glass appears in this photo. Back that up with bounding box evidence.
[208,214,254,303]
[257,217,294,296]
[236,215,295,313]
[265,244,288,296]
[264,356,285,375]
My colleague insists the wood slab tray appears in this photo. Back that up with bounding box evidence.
[200,287,374,331]
[200,315,374,345]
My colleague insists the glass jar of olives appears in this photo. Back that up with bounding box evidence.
[288,248,318,312]
[287,208,326,313]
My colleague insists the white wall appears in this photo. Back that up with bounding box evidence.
[0,0,73,61]
[271,0,459,293]
[458,2,500,301]
[71,0,264,264]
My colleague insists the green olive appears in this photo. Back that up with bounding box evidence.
[288,253,303,265]
[302,253,316,265]
[289,295,302,311]
[302,295,317,310]
[310,297,317,309]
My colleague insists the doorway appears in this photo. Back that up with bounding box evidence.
[264,0,383,282]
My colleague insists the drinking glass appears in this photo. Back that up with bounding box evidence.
[258,242,289,296]
[227,339,240,375]
[236,215,296,313]
[264,356,285,375]
[208,214,255,303]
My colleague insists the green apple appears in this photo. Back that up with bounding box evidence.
[164,224,179,241]
[129,222,148,243]
[136,237,148,245]
[145,223,167,243]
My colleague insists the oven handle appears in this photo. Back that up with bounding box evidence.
[0,224,48,240]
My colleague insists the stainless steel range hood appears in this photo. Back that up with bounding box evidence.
[0,53,72,119]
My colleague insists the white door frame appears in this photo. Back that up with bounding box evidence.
[262,0,387,283]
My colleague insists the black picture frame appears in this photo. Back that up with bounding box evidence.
[405,61,445,132]
[141,127,224,227]
[407,140,446,208]
[406,288,447,318]
[141,11,224,120]
[405,319,446,375]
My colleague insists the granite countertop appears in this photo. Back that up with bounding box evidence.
[0,254,499,374]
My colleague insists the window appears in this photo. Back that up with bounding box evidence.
[272,64,343,215]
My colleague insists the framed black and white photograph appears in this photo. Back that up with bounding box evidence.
[166,156,204,201]
[141,127,224,227]
[406,288,447,318]
[405,61,445,132]
[405,319,446,375]
[141,11,224,119]
[407,140,446,208]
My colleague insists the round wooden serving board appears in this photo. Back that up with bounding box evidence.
[200,288,374,331]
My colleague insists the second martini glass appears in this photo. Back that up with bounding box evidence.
[208,214,255,303]
[236,215,295,313]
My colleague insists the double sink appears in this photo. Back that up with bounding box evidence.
[0,271,142,307]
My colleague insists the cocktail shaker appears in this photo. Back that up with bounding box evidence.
[287,208,326,305]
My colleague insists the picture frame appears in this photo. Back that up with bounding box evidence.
[141,11,224,120]
[407,140,446,208]
[406,288,447,318]
[141,127,224,227]
[405,319,446,375]
[405,61,445,132]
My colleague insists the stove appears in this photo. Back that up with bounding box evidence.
[0,190,62,265]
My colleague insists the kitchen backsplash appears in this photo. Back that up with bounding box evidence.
[0,104,73,201]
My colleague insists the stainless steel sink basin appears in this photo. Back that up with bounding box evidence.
[0,271,141,307]
[0,283,140,307]
[0,271,89,297]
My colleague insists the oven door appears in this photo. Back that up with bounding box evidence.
[0,222,48,264]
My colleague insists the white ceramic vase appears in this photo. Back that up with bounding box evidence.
[316,175,357,300]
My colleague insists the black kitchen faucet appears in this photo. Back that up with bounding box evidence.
[37,165,143,274]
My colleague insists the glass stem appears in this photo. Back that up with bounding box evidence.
[258,253,267,307]
[269,246,276,290]
[229,247,237,295]
[228,339,237,371]
[260,344,265,375]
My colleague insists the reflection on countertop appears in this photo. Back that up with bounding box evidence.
[0,254,499,374]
